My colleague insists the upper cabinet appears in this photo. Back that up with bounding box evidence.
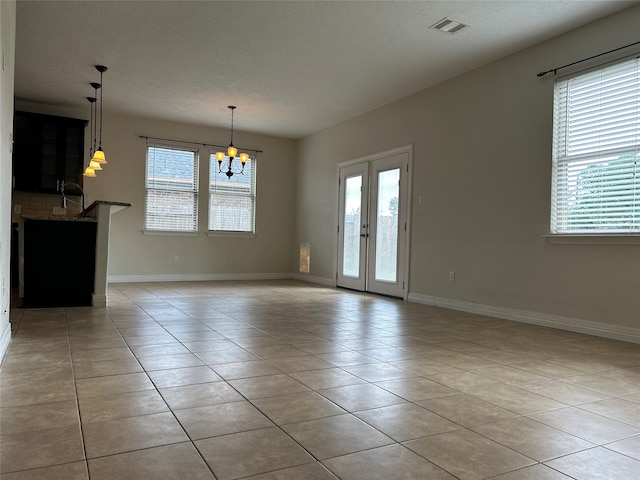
[12,111,88,193]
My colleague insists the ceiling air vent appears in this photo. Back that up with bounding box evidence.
[430,17,468,34]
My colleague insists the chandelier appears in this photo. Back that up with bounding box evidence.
[215,106,250,178]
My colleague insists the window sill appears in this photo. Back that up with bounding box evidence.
[143,229,199,236]
[543,234,640,245]
[206,230,256,238]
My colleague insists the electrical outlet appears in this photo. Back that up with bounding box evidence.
[449,271,455,282]
[13,204,21,214]
[53,206,66,215]
[173,255,179,263]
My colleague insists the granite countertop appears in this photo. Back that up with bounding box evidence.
[83,200,132,215]
[21,201,131,222]
[85,200,132,210]
[21,215,97,222]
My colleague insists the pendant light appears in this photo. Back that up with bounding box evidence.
[83,96,99,177]
[90,83,100,154]
[215,106,250,178]
[91,65,108,165]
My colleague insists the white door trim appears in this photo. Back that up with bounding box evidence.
[335,144,413,300]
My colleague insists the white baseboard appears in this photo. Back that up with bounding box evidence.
[408,293,639,344]
[103,274,637,344]
[291,273,335,287]
[92,294,107,307]
[0,322,12,366]
[108,272,293,283]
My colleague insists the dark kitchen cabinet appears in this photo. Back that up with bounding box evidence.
[12,111,88,193]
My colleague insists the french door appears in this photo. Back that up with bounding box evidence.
[337,148,410,298]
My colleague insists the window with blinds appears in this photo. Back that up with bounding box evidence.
[145,145,199,232]
[208,154,256,233]
[551,56,639,234]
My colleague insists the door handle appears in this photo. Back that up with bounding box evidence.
[360,233,368,238]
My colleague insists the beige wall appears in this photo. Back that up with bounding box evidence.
[296,6,640,340]
[1,0,16,360]
[96,114,297,280]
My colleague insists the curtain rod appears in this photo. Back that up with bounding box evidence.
[139,135,263,154]
[537,40,640,77]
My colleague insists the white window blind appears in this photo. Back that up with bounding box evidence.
[208,154,256,233]
[145,145,199,232]
[551,56,639,234]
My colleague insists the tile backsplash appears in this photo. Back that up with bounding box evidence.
[11,191,83,223]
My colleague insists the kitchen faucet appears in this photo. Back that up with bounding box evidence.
[60,181,86,214]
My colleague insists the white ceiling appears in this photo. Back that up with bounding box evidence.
[14,0,637,139]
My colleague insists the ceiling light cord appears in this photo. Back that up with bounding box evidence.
[98,67,105,149]
[91,95,96,155]
[87,96,96,158]
[229,105,235,148]
[90,81,100,155]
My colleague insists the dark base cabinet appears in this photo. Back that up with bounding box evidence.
[22,219,97,307]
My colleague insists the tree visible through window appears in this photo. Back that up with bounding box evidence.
[145,145,199,232]
[551,56,639,234]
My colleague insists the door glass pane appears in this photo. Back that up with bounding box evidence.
[343,175,362,277]
[375,168,399,282]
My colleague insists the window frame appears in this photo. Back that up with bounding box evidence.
[549,55,640,242]
[207,151,257,236]
[144,143,200,235]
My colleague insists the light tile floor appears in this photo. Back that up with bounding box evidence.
[1,280,639,479]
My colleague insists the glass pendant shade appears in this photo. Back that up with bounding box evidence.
[239,152,249,164]
[92,148,106,164]
[83,166,96,177]
[89,159,102,171]
[227,145,238,158]
[215,151,225,162]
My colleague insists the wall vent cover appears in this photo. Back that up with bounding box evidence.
[430,17,469,34]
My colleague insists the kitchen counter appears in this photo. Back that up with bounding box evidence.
[19,200,131,308]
